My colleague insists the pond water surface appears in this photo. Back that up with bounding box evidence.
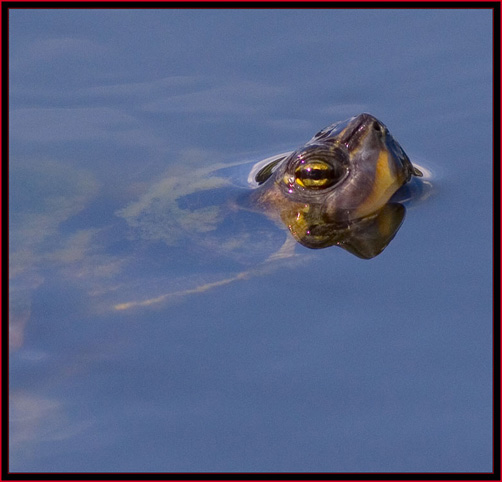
[9,8,493,473]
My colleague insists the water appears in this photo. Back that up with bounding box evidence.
[8,8,493,473]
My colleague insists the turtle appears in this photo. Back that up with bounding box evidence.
[120,113,427,263]
[113,113,428,310]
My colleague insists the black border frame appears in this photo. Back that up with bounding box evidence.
[2,2,500,481]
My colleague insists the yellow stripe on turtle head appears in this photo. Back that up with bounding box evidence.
[355,150,403,219]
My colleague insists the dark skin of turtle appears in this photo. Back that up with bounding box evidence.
[250,113,423,259]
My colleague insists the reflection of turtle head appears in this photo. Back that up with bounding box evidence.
[252,113,423,258]
[289,203,406,259]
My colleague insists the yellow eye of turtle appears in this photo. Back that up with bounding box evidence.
[294,161,339,189]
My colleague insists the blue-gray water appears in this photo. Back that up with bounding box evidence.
[9,8,493,473]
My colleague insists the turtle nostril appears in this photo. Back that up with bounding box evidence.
[373,121,381,132]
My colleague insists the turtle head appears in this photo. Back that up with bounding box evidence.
[270,113,421,222]
[251,114,425,258]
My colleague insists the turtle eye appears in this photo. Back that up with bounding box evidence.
[294,160,343,189]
